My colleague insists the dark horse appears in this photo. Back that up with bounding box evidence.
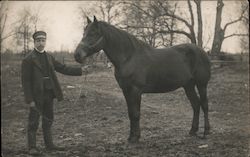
[74,16,211,143]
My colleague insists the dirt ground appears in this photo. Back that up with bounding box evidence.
[1,55,250,157]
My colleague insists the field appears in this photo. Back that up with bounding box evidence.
[1,53,250,157]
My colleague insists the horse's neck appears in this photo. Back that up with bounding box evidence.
[103,45,131,69]
[103,37,135,69]
[101,23,151,69]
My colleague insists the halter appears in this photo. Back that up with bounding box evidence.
[89,36,104,50]
[79,36,104,53]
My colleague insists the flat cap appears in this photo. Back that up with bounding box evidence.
[33,31,46,40]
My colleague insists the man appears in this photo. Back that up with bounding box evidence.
[21,31,85,155]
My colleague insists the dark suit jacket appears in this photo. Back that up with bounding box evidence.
[21,50,82,104]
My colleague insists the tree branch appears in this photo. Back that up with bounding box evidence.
[124,1,152,18]
[1,14,7,35]
[224,33,248,39]
[120,25,153,30]
[160,6,192,28]
[159,29,192,40]
[187,0,194,27]
[1,32,17,40]
[223,5,247,31]
[223,18,242,31]
[127,1,192,28]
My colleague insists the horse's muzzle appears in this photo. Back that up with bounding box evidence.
[74,51,87,63]
[74,44,88,63]
[74,52,82,63]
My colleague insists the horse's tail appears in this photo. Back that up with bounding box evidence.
[192,45,211,84]
[183,44,211,84]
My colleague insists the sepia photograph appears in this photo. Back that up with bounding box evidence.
[1,0,249,156]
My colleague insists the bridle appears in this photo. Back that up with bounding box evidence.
[78,36,104,54]
[89,36,104,51]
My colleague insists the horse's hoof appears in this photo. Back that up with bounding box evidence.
[128,136,139,143]
[189,130,198,136]
[204,129,210,136]
[189,132,197,136]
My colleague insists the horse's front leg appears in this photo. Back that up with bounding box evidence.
[122,86,142,143]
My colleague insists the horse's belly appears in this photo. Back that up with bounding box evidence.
[143,85,180,93]
[141,70,192,93]
[118,55,193,93]
[142,79,185,93]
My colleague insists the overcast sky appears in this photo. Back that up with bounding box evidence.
[3,1,93,52]
[2,1,247,53]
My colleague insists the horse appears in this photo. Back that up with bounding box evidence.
[74,16,211,143]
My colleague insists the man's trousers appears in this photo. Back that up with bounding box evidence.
[27,90,55,149]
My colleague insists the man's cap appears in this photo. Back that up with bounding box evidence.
[33,31,46,40]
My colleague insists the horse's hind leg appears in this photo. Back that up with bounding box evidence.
[197,83,210,136]
[184,82,200,136]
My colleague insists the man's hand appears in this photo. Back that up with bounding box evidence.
[30,101,35,108]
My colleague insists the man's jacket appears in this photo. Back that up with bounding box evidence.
[21,50,82,104]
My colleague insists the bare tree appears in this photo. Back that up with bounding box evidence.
[156,2,178,46]
[14,7,40,54]
[0,2,8,54]
[122,0,178,47]
[162,0,204,47]
[127,0,160,47]
[0,1,16,53]
[78,0,121,27]
[211,0,248,55]
[123,0,204,48]
[15,8,32,54]
[154,0,201,47]
[120,0,144,39]
[99,0,120,24]
[240,0,249,54]
[78,5,96,26]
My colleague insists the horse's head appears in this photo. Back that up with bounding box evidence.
[74,16,104,63]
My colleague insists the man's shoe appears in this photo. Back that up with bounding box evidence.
[46,145,65,151]
[43,129,65,151]
[28,147,41,155]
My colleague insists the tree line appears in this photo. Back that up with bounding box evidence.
[0,0,249,56]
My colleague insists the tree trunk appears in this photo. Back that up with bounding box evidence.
[169,14,175,46]
[187,0,197,45]
[211,0,224,55]
[190,30,197,44]
[23,28,26,55]
[0,37,1,66]
[194,0,203,48]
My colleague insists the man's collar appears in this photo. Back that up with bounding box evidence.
[34,47,45,53]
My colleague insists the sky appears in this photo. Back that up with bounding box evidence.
[3,1,93,52]
[1,1,248,53]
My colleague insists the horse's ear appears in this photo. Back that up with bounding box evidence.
[87,16,91,24]
[93,16,98,23]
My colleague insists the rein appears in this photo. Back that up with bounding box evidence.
[78,36,104,51]
[72,64,89,106]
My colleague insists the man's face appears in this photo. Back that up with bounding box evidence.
[34,38,46,51]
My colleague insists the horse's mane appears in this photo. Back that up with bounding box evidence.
[98,21,152,53]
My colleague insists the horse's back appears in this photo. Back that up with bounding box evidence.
[168,43,211,84]
[153,43,211,84]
